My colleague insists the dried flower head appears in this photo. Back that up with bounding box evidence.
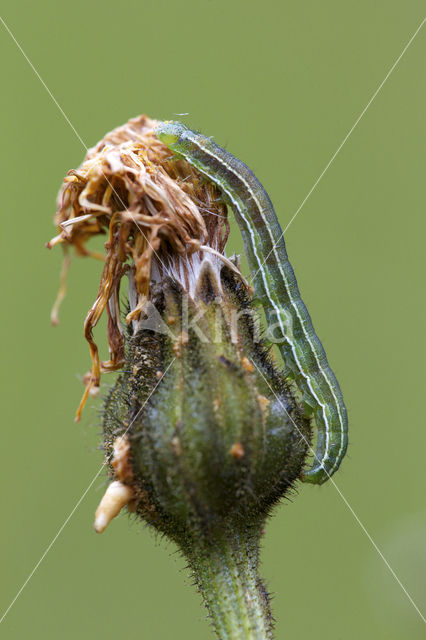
[48,115,240,420]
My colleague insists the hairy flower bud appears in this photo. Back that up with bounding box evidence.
[103,261,310,547]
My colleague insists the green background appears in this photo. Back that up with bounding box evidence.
[1,1,425,638]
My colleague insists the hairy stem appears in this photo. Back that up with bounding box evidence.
[187,530,273,640]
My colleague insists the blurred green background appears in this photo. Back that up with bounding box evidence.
[1,1,425,638]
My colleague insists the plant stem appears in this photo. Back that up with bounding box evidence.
[187,530,273,640]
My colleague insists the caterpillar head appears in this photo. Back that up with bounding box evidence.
[155,120,189,148]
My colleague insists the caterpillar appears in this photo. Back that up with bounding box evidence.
[155,121,348,484]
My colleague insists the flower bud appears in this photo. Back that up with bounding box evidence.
[103,259,310,546]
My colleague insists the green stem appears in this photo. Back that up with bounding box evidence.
[187,530,273,640]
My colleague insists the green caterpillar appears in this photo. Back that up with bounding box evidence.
[156,121,348,484]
